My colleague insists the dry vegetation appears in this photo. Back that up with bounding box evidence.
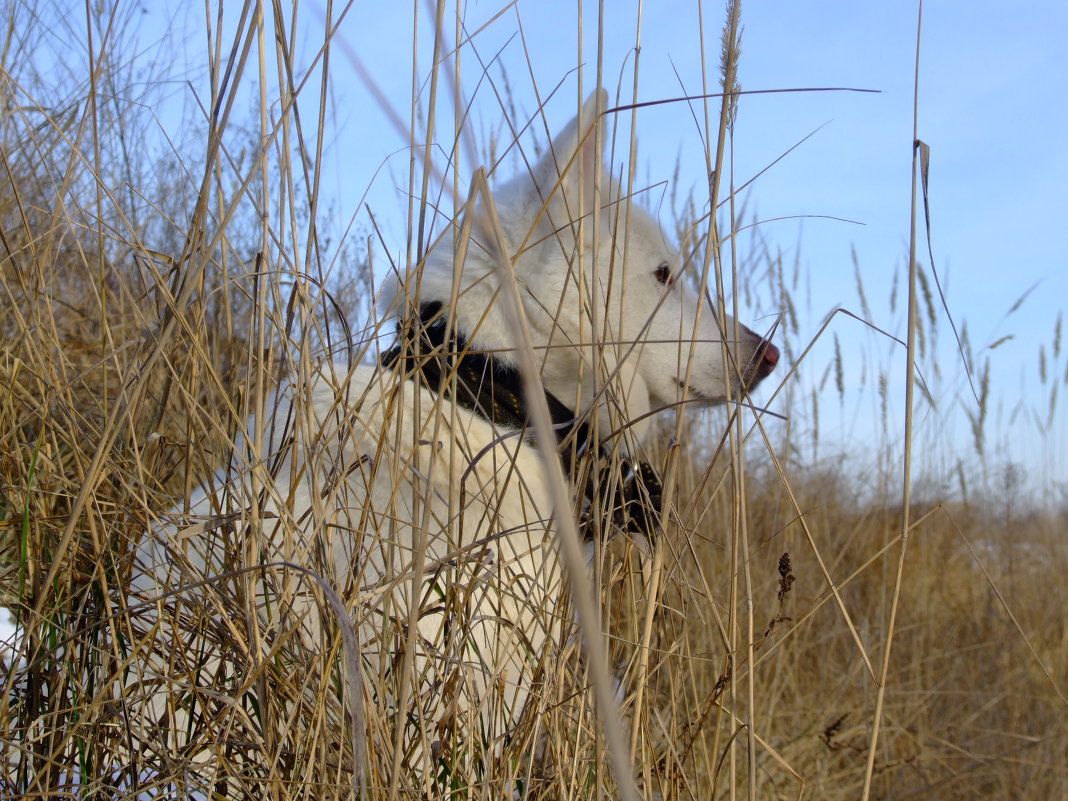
[1,1,1066,799]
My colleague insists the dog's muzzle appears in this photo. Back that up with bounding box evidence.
[750,338,780,384]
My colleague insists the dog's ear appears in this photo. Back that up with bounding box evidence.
[535,89,610,229]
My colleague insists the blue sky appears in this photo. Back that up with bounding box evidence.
[310,1,1066,501]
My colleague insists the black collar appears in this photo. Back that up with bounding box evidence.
[381,302,662,540]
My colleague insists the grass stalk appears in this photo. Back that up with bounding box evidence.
[860,3,924,799]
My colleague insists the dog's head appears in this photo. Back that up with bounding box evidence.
[384,90,778,439]
[511,91,778,425]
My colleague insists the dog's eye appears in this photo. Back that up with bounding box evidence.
[654,263,671,285]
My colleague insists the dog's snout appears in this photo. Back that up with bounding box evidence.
[728,322,780,388]
[755,339,779,380]
[738,325,779,387]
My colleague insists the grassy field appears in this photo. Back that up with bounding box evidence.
[1,2,1065,799]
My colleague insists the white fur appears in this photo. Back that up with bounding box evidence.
[131,89,775,791]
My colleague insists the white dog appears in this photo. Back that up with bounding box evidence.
[129,89,778,794]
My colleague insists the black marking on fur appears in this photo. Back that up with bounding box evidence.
[381,302,663,540]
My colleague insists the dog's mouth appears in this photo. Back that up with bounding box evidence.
[675,378,715,403]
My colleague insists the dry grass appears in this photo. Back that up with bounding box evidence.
[1,2,1066,799]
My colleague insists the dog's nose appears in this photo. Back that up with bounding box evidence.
[754,339,779,381]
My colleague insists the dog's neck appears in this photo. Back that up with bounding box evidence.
[379,301,591,452]
[380,302,662,539]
